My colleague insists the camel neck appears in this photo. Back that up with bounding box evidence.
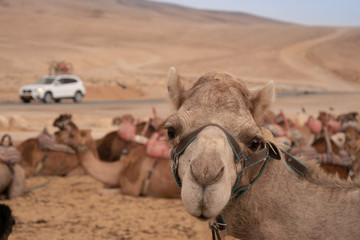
[78,149,123,187]
[223,157,360,240]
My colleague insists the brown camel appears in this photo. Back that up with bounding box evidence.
[70,129,180,198]
[165,67,360,239]
[53,113,78,133]
[52,113,79,143]
[17,130,84,178]
[15,115,84,178]
[96,115,157,162]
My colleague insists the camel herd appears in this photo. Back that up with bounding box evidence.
[0,112,180,200]
[1,67,360,239]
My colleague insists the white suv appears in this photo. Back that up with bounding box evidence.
[19,75,86,103]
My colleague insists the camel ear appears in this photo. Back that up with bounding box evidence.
[266,142,282,160]
[167,67,186,109]
[249,81,275,124]
[261,127,282,160]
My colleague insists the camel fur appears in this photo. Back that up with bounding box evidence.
[165,67,360,240]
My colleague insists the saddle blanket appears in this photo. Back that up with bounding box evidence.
[37,131,75,154]
[0,146,21,165]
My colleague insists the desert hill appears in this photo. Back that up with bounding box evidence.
[0,0,359,102]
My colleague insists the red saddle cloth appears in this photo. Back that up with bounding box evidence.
[305,117,322,134]
[146,132,171,159]
[117,121,136,141]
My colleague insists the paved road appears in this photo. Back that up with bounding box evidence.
[0,98,168,109]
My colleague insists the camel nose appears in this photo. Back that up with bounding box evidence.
[190,156,225,187]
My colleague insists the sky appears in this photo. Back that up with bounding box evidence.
[148,0,360,27]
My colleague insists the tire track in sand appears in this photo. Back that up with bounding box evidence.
[280,28,355,92]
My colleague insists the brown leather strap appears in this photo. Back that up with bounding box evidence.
[281,149,308,175]
[173,124,209,157]
[243,146,268,169]
[173,123,245,161]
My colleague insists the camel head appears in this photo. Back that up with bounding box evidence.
[165,67,277,220]
[68,129,96,154]
[112,114,135,126]
[53,114,72,130]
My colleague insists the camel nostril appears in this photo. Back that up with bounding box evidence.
[190,161,225,187]
[214,166,224,183]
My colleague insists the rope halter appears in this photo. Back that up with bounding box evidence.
[170,123,281,190]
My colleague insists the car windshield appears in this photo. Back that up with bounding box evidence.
[36,77,55,84]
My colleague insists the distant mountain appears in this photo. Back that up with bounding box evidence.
[116,0,288,25]
[0,0,358,98]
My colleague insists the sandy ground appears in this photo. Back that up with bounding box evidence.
[1,1,360,240]
[2,176,211,240]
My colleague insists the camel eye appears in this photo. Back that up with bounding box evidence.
[167,127,176,140]
[249,137,261,151]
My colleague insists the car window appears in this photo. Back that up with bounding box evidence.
[59,78,77,84]
[36,77,55,84]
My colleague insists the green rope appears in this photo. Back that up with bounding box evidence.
[29,161,65,191]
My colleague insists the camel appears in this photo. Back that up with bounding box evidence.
[14,115,85,178]
[289,135,352,180]
[69,129,180,198]
[165,67,360,240]
[52,113,79,143]
[17,129,84,178]
[0,204,15,240]
[0,134,27,199]
[264,111,314,148]
[53,113,78,133]
[96,114,158,162]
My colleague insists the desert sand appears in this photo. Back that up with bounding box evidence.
[0,0,360,239]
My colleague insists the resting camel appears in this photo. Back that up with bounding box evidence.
[165,67,360,240]
[96,114,158,162]
[69,129,180,198]
[53,113,78,133]
[52,113,79,143]
[17,129,84,178]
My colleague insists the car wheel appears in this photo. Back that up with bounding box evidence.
[73,92,82,103]
[43,92,53,104]
[54,99,61,103]
[21,98,30,103]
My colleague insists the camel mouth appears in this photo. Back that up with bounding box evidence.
[197,214,211,221]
